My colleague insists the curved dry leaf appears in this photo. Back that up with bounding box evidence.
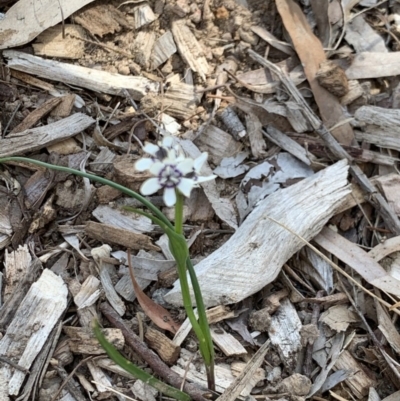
[127,249,180,334]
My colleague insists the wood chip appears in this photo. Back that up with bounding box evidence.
[165,160,350,307]
[171,20,209,81]
[0,113,95,157]
[33,25,86,59]
[0,0,96,49]
[0,269,67,396]
[145,327,181,364]
[4,50,159,100]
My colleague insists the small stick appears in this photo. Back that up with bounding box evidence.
[100,302,209,401]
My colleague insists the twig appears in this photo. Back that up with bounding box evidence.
[303,290,324,377]
[248,49,400,235]
[100,302,209,401]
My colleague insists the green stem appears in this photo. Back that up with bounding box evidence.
[186,258,215,391]
[174,190,184,235]
[0,157,173,230]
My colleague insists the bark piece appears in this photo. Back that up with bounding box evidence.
[3,245,31,302]
[165,160,350,307]
[151,31,177,70]
[133,3,157,29]
[194,125,242,165]
[316,60,349,97]
[33,25,86,59]
[171,19,210,81]
[10,97,62,134]
[73,3,130,37]
[145,327,181,364]
[346,52,400,79]
[4,50,159,100]
[64,326,124,354]
[0,113,94,157]
[85,221,158,251]
[345,15,387,53]
[268,299,302,371]
[50,94,76,118]
[0,0,96,50]
[0,269,67,396]
[334,350,377,398]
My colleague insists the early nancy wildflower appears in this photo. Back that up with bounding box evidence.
[135,136,216,207]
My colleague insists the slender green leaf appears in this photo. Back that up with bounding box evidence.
[93,321,190,401]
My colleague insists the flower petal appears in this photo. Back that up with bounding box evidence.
[140,178,162,195]
[161,136,174,148]
[177,158,194,175]
[135,158,154,171]
[177,178,195,197]
[163,187,177,207]
[149,161,166,175]
[143,143,160,156]
[195,175,217,184]
[193,152,208,172]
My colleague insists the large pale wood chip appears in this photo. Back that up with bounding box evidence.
[4,50,159,100]
[165,160,350,307]
[0,0,96,49]
[0,113,95,157]
[346,52,400,79]
[0,269,67,396]
[171,20,210,81]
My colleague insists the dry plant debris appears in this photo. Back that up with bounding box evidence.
[2,0,400,400]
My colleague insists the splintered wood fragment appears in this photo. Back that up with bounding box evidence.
[10,97,62,134]
[0,0,96,50]
[334,350,376,398]
[0,113,94,158]
[133,3,157,29]
[85,221,159,251]
[33,25,86,59]
[211,326,247,356]
[207,305,236,324]
[50,94,76,117]
[214,340,270,401]
[263,126,313,166]
[194,125,242,165]
[346,52,400,79]
[171,20,210,81]
[165,160,350,307]
[151,31,177,70]
[340,80,364,105]
[142,82,197,120]
[145,327,181,364]
[92,245,126,316]
[64,326,124,354]
[133,30,156,69]
[73,3,130,37]
[92,205,153,234]
[4,245,31,302]
[69,276,101,327]
[4,50,159,100]
[268,299,302,370]
[0,269,67,396]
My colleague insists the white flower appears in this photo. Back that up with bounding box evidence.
[135,136,216,206]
